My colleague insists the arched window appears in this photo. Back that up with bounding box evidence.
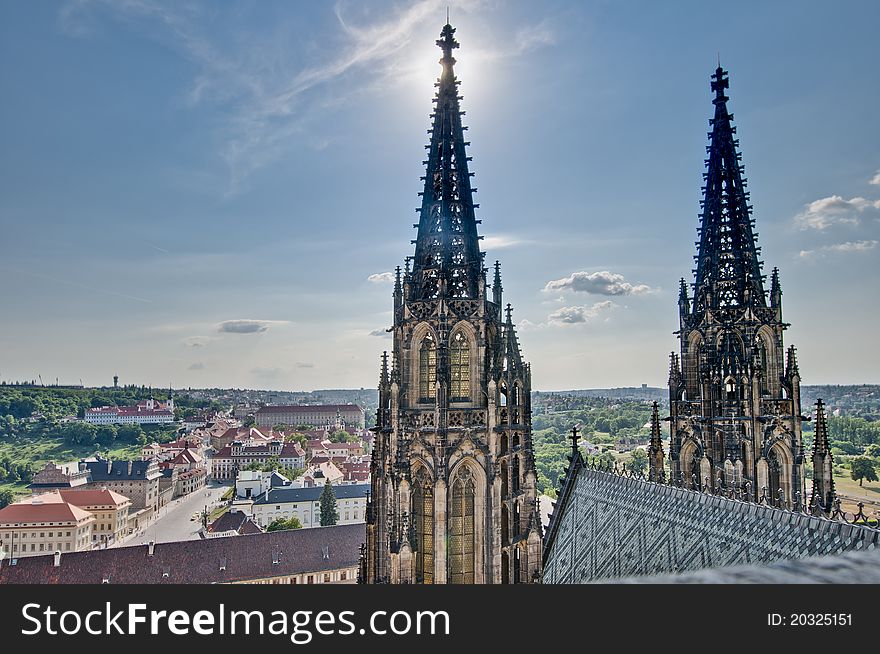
[512,455,520,493]
[756,336,770,395]
[500,460,509,497]
[450,332,470,401]
[499,382,508,407]
[448,466,476,584]
[412,469,434,584]
[419,335,437,402]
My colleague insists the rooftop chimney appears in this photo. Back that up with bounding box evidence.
[148,540,155,557]
[54,551,61,567]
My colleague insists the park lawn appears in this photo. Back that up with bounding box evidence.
[831,473,880,503]
[0,436,143,484]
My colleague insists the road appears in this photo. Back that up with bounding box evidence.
[116,481,232,547]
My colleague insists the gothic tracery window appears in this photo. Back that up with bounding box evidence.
[419,335,437,402]
[448,466,476,584]
[450,331,470,401]
[412,469,434,584]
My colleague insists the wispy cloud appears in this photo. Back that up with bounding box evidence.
[870,170,880,186]
[799,240,879,259]
[369,328,391,338]
[543,271,653,296]
[295,362,315,369]
[367,271,395,284]
[217,319,288,334]
[58,1,556,194]
[793,195,879,230]
[547,301,615,325]
[188,362,206,370]
[482,234,526,250]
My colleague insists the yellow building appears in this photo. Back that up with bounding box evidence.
[0,495,95,559]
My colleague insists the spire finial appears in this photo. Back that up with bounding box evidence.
[711,65,729,104]
[505,303,513,323]
[437,21,459,62]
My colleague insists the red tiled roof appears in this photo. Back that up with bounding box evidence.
[58,489,130,508]
[0,524,365,584]
[0,499,94,525]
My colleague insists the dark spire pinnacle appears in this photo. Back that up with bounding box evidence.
[770,266,782,308]
[648,401,665,482]
[569,424,581,459]
[505,302,513,324]
[650,401,662,448]
[493,260,503,306]
[411,23,482,301]
[394,266,402,294]
[380,351,389,386]
[812,399,830,456]
[692,67,765,313]
[786,345,799,377]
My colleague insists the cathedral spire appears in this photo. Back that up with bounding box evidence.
[411,22,482,300]
[648,401,665,482]
[811,399,835,512]
[692,66,765,313]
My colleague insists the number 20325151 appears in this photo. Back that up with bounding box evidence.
[768,614,852,627]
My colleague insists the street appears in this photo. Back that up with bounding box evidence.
[116,481,232,547]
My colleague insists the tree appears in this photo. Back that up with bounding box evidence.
[0,488,13,509]
[319,479,339,526]
[628,448,648,475]
[850,457,878,487]
[865,444,880,458]
[267,517,303,532]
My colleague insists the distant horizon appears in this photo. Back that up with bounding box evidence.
[3,380,877,394]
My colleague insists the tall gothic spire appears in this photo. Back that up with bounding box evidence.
[411,23,482,300]
[811,398,836,512]
[692,67,765,313]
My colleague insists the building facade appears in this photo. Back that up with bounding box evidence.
[82,458,162,514]
[252,483,369,529]
[84,397,175,425]
[364,23,542,585]
[255,405,365,429]
[664,67,817,510]
[0,495,95,559]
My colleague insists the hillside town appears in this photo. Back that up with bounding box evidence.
[0,400,372,583]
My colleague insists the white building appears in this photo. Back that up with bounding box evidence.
[250,483,369,529]
[84,398,175,425]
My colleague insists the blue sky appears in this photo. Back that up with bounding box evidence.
[1,0,878,391]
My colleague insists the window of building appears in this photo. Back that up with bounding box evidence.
[450,331,470,401]
[419,335,437,401]
[323,573,331,583]
[448,466,476,584]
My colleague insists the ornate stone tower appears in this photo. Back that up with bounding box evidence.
[666,67,808,508]
[364,23,542,584]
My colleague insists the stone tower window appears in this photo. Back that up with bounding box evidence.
[450,331,470,401]
[448,466,476,584]
[419,335,437,402]
[412,469,434,584]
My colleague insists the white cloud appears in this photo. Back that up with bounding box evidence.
[793,195,880,230]
[799,240,879,259]
[369,328,391,338]
[183,336,212,348]
[547,301,615,325]
[217,319,288,334]
[188,362,206,370]
[367,272,395,284]
[870,170,880,186]
[482,234,524,250]
[543,271,653,296]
